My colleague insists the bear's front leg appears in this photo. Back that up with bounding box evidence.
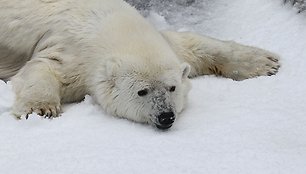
[11,59,61,119]
[161,31,280,81]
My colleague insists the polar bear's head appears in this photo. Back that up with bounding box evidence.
[91,58,191,130]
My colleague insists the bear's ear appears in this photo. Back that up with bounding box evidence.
[105,59,121,78]
[180,63,191,79]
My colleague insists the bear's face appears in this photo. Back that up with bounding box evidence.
[93,59,191,130]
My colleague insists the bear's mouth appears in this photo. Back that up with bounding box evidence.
[155,123,173,130]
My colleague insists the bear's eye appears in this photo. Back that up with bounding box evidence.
[169,86,176,92]
[138,89,148,96]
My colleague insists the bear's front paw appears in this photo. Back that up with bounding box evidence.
[12,100,61,119]
[225,47,281,81]
[243,52,280,77]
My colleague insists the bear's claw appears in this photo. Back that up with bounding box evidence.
[14,103,61,120]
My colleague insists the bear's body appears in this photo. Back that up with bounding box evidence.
[0,0,280,129]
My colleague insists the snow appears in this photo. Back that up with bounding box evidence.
[1,0,306,173]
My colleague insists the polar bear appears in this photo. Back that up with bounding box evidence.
[0,0,280,129]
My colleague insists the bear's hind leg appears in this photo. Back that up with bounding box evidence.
[161,31,280,81]
[11,59,61,119]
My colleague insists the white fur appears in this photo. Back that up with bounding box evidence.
[0,0,280,128]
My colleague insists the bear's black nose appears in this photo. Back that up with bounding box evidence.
[157,112,175,130]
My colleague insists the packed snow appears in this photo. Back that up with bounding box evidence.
[1,0,306,173]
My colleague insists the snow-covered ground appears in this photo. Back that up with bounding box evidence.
[1,0,306,173]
